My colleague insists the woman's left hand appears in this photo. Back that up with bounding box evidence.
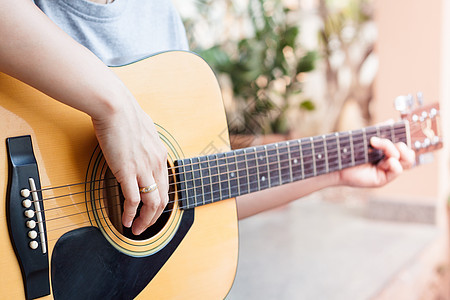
[338,137,416,188]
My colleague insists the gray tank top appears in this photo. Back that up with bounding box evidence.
[34,0,189,66]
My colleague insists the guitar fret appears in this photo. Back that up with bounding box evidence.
[275,143,283,185]
[199,156,211,205]
[323,135,329,174]
[300,138,313,179]
[287,141,293,182]
[208,155,215,202]
[326,133,339,173]
[243,149,251,195]
[299,140,305,179]
[205,156,213,204]
[226,152,239,198]
[262,145,271,188]
[277,141,291,185]
[247,147,259,193]
[235,152,241,196]
[310,137,317,177]
[208,153,221,202]
[225,152,232,198]
[176,160,188,209]
[311,136,327,176]
[266,144,280,187]
[235,149,248,196]
[253,147,261,191]
[335,132,342,170]
[380,125,392,140]
[362,128,368,163]
[289,140,302,181]
[368,126,384,163]
[217,153,229,200]
[183,158,192,208]
[349,131,355,166]
[259,145,269,190]
[339,132,352,169]
[192,157,204,206]
[189,158,198,206]
[395,122,408,144]
[215,154,222,201]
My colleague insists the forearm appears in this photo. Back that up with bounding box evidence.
[236,172,340,219]
[0,0,130,119]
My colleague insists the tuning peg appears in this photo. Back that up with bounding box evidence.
[394,94,414,113]
[416,92,424,106]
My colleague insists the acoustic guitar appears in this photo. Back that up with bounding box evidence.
[0,51,442,299]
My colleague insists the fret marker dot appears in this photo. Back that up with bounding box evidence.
[261,176,266,182]
[231,172,235,178]
[317,154,322,159]
[343,148,348,153]
[293,159,298,164]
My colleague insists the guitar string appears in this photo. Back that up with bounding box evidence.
[34,136,425,237]
[33,124,408,194]
[37,131,406,243]
[29,131,410,228]
[30,127,409,199]
[22,124,433,243]
[44,204,173,243]
[32,149,369,229]
[28,131,410,214]
[28,132,406,209]
[28,127,409,198]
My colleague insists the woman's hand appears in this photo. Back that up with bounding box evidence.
[92,98,168,236]
[338,137,416,188]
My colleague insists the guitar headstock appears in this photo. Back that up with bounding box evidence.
[396,94,443,164]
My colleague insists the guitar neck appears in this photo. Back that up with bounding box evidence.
[175,121,409,209]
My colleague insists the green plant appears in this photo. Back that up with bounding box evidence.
[195,0,317,135]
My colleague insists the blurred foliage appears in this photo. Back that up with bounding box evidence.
[318,0,376,129]
[191,0,318,135]
[182,0,375,135]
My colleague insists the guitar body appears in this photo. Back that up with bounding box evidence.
[0,51,238,299]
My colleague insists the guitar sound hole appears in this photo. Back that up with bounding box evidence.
[102,165,175,241]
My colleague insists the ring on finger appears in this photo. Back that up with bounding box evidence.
[139,183,158,194]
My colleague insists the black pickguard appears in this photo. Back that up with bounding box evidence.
[51,208,193,300]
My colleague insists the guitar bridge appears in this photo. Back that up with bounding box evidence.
[6,135,50,300]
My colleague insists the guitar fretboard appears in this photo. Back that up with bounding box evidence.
[175,121,408,209]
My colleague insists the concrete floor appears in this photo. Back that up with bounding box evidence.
[226,195,438,300]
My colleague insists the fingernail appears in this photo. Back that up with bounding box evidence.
[124,219,132,228]
[370,136,381,145]
[133,226,144,236]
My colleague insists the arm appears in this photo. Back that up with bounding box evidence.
[0,0,165,235]
[236,137,415,219]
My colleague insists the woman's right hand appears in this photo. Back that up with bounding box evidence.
[92,98,169,235]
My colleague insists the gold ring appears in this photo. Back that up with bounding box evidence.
[139,183,158,193]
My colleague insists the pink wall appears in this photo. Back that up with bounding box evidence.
[372,0,449,205]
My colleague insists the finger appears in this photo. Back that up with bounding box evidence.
[120,177,141,228]
[132,177,161,235]
[378,156,403,182]
[396,142,416,169]
[370,137,400,160]
[148,169,169,226]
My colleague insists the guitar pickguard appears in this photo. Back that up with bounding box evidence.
[51,208,194,299]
